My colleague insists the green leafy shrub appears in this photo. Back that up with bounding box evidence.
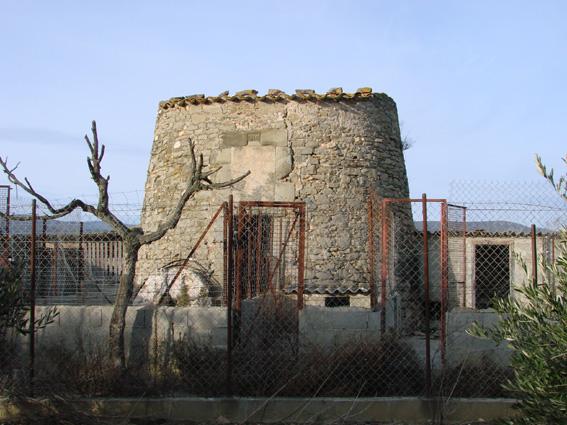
[175,281,190,306]
[437,356,514,398]
[0,264,58,336]
[1,264,58,395]
[469,249,567,423]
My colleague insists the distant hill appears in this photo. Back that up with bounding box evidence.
[0,219,138,235]
[414,220,548,234]
[0,218,550,236]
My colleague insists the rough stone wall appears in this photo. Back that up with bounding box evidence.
[137,89,411,297]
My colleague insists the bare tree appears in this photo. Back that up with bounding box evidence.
[0,121,248,369]
[399,121,415,151]
[401,135,414,151]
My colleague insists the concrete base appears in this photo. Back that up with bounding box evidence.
[1,397,517,423]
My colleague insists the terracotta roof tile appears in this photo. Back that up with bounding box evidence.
[159,87,384,110]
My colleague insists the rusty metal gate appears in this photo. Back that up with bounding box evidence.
[149,197,307,395]
[227,200,306,394]
[232,201,306,306]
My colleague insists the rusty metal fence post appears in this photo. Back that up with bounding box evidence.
[79,221,85,303]
[367,196,376,310]
[297,203,305,310]
[380,199,389,334]
[233,204,244,345]
[463,207,467,307]
[225,195,234,395]
[440,201,448,368]
[421,193,432,397]
[28,199,37,396]
[531,224,538,287]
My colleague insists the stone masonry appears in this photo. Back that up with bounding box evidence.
[137,88,411,302]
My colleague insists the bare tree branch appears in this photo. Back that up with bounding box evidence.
[190,140,197,174]
[0,121,129,236]
[204,173,249,190]
[84,134,94,153]
[0,156,98,217]
[139,138,249,245]
[139,182,200,245]
[200,166,222,179]
[85,121,111,212]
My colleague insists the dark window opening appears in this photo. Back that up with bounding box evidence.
[428,301,442,321]
[474,244,510,309]
[240,213,273,298]
[325,296,350,307]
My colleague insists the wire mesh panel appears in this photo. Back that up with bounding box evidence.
[1,192,38,395]
[447,205,467,309]
[449,180,567,231]
[449,180,567,305]
[0,186,23,394]
[441,181,567,397]
[368,196,476,396]
[230,201,305,396]
[234,202,304,298]
[4,195,143,306]
[1,194,236,397]
[393,199,444,394]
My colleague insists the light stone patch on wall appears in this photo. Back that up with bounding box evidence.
[230,145,276,201]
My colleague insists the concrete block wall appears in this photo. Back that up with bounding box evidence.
[30,306,228,362]
[30,305,394,354]
[445,309,511,367]
[24,306,513,375]
[299,305,384,347]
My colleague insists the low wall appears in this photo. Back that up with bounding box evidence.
[33,304,392,353]
[28,305,511,370]
[32,306,228,360]
[446,308,511,367]
[299,306,383,347]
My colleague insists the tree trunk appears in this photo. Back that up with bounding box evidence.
[109,238,140,370]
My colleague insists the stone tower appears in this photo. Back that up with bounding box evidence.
[137,88,411,306]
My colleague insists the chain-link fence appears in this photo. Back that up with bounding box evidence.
[367,195,470,396]
[6,198,141,306]
[1,181,565,399]
[439,181,567,397]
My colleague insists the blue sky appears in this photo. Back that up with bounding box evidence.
[0,0,565,204]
